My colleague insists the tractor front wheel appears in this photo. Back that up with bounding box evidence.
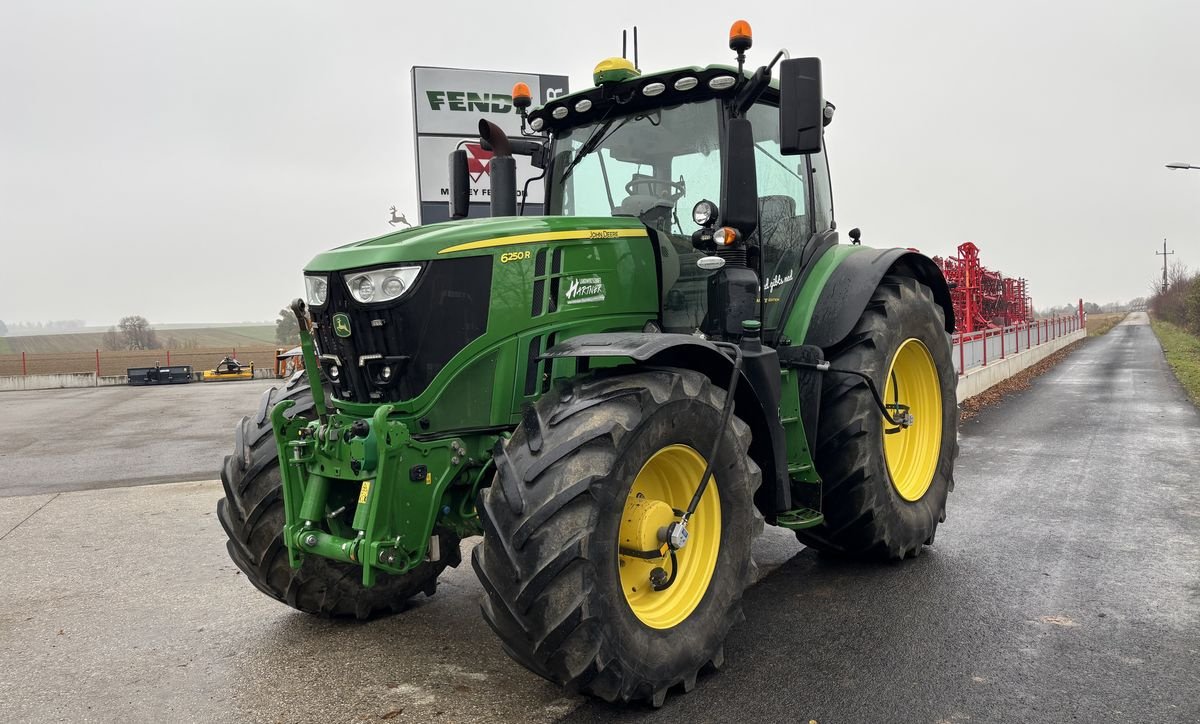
[473,368,762,706]
[216,379,459,619]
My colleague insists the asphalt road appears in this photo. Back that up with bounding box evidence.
[1,313,1197,723]
[0,379,276,496]
[569,312,1200,722]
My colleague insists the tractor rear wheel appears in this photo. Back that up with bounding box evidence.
[797,274,958,559]
[473,368,762,706]
[216,379,459,619]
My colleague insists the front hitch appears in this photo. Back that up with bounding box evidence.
[270,399,474,587]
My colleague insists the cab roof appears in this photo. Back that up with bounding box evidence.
[527,64,781,134]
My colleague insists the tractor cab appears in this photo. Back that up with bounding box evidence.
[452,42,833,344]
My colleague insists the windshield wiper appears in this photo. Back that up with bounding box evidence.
[559,110,647,183]
[558,117,616,183]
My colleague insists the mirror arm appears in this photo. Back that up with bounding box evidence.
[478,137,549,169]
[732,65,772,117]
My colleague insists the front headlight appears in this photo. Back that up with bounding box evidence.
[345,266,421,304]
[304,275,328,306]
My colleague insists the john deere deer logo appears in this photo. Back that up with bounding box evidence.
[333,314,352,338]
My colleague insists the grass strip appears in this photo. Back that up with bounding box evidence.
[1150,319,1200,407]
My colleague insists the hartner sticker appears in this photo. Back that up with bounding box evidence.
[565,275,606,304]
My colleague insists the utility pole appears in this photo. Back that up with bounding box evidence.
[1157,238,1174,294]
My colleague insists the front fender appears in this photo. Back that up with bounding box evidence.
[542,333,792,515]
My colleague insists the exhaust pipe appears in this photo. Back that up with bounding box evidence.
[479,120,517,217]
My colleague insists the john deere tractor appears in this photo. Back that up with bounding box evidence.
[218,21,957,706]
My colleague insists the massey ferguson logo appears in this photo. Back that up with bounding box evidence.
[426,91,514,114]
[465,143,493,182]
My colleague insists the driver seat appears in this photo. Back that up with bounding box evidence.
[615,174,676,231]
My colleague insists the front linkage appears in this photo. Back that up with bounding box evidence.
[270,300,488,587]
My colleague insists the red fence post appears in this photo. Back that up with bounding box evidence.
[167,350,171,366]
[958,334,965,376]
[95,349,100,377]
[22,351,27,376]
[983,331,988,366]
[1001,326,1006,359]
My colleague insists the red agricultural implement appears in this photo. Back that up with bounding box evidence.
[932,241,1031,333]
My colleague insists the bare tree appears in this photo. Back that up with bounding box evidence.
[118,315,159,350]
[1168,260,1191,289]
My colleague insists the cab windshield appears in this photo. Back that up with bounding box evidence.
[544,98,816,332]
[546,100,721,237]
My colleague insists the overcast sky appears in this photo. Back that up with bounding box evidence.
[1,0,1198,325]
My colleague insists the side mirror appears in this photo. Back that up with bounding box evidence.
[719,117,758,237]
[778,57,824,156]
[448,149,470,219]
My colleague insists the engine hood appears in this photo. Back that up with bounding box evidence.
[304,215,649,273]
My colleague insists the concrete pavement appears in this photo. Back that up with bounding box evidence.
[0,481,801,723]
[0,380,276,497]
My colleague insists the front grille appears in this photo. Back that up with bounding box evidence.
[311,257,492,403]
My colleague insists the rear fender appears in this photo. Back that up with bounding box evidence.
[801,247,954,350]
[542,333,791,515]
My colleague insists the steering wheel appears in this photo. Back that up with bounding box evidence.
[625,177,686,200]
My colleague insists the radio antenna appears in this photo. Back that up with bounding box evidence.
[622,29,627,59]
[633,26,639,69]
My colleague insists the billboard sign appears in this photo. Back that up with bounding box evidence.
[411,66,568,223]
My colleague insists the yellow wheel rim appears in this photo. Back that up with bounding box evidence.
[618,444,721,629]
[882,338,943,502]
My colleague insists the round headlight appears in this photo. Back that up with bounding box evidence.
[305,276,328,306]
[574,99,592,113]
[530,117,544,131]
[382,276,405,297]
[674,77,699,91]
[355,276,375,302]
[708,75,737,90]
[551,106,568,119]
[692,199,718,227]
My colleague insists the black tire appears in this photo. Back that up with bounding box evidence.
[216,378,460,619]
[796,274,958,560]
[472,368,762,706]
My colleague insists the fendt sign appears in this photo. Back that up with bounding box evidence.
[412,67,568,224]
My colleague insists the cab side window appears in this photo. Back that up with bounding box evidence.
[810,147,834,233]
[747,103,813,327]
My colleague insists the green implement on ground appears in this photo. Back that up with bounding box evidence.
[218,21,959,707]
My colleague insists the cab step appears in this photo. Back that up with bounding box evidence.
[774,507,824,530]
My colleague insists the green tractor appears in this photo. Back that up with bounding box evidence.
[217,21,957,706]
